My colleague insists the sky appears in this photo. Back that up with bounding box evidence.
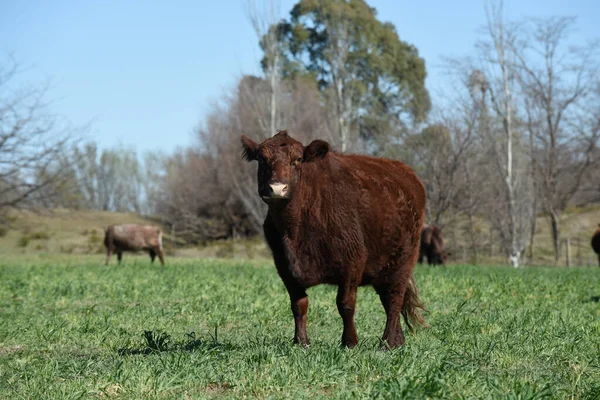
[1,0,598,154]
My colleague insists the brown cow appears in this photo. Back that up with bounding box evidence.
[241,131,427,348]
[418,225,449,266]
[104,224,165,266]
[592,224,600,266]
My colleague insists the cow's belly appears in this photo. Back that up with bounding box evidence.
[288,226,403,288]
[113,239,147,251]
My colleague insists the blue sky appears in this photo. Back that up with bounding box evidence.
[1,0,598,154]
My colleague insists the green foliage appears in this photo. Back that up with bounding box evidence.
[0,227,7,238]
[16,231,50,249]
[29,231,50,240]
[270,0,431,135]
[0,255,599,398]
[16,236,29,247]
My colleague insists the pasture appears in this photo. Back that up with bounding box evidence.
[1,255,599,399]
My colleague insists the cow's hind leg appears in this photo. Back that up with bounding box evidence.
[156,248,165,266]
[149,249,156,263]
[337,282,359,348]
[117,252,123,265]
[375,284,406,349]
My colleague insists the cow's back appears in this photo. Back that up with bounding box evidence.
[292,153,426,284]
[107,224,161,250]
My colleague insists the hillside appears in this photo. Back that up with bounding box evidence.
[0,206,598,266]
[0,208,270,260]
[0,209,158,256]
[438,205,600,267]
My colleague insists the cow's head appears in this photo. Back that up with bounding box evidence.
[432,242,450,266]
[240,131,330,204]
[438,250,450,266]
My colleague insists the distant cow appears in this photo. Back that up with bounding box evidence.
[592,224,600,267]
[104,224,165,266]
[241,131,427,348]
[418,225,449,266]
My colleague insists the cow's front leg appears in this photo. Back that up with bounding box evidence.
[337,282,359,348]
[105,248,112,265]
[288,287,309,346]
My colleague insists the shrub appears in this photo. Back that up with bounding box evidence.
[60,244,76,254]
[17,236,30,247]
[30,231,50,240]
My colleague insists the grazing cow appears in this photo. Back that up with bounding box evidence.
[418,225,449,266]
[104,224,165,266]
[241,131,427,348]
[592,224,600,266]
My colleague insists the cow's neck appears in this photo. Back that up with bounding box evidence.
[267,200,301,240]
[266,169,315,240]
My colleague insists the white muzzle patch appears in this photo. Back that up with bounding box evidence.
[268,182,288,198]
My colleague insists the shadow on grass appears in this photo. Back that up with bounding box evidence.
[588,295,600,303]
[118,330,238,356]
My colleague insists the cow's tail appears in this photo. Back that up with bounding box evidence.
[158,229,164,251]
[402,276,428,333]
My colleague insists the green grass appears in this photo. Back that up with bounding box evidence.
[1,255,599,399]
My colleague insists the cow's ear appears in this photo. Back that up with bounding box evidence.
[303,139,330,162]
[241,135,259,162]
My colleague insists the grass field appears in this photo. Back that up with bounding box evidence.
[1,255,599,399]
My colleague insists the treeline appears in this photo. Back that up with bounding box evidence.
[1,1,599,266]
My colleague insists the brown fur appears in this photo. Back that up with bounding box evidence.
[418,225,449,266]
[592,224,600,267]
[104,224,165,266]
[241,131,427,348]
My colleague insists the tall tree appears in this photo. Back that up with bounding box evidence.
[268,0,430,151]
[0,55,79,220]
[246,0,284,137]
[72,142,148,213]
[461,0,533,267]
[516,17,600,262]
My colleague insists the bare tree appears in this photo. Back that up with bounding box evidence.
[0,56,79,220]
[324,15,357,153]
[515,17,600,262]
[393,115,476,227]
[466,0,533,267]
[71,141,149,213]
[246,0,283,137]
[140,150,168,216]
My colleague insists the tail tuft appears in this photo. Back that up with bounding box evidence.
[401,276,429,333]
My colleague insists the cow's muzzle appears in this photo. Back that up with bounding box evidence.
[260,181,289,201]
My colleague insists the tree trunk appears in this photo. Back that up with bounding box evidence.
[269,52,278,136]
[528,194,537,260]
[467,214,478,265]
[550,210,561,263]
